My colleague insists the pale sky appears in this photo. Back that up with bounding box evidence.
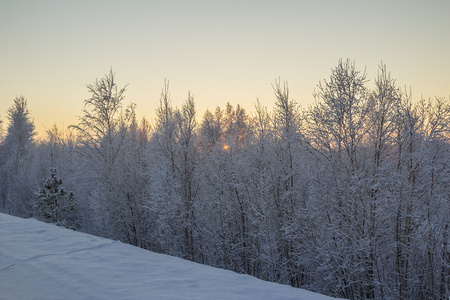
[1,0,449,136]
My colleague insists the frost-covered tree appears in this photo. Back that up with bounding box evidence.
[174,93,200,260]
[148,84,202,260]
[0,96,36,216]
[111,107,151,248]
[307,60,373,298]
[70,69,136,238]
[147,79,180,254]
[71,69,130,169]
[0,116,4,144]
[271,79,307,286]
[391,96,450,300]
[196,102,257,273]
[2,96,36,174]
[35,168,75,228]
[199,109,221,152]
[31,124,81,229]
[246,100,279,281]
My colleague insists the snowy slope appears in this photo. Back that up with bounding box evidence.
[0,213,343,300]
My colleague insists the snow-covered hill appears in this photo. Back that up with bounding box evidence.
[0,213,343,300]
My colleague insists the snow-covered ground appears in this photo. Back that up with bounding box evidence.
[0,213,343,300]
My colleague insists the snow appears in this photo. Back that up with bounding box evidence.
[0,213,343,300]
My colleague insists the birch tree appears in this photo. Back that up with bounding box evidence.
[70,69,135,238]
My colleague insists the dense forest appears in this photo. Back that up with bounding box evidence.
[1,59,449,300]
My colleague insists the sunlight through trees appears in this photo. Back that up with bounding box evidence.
[1,62,449,300]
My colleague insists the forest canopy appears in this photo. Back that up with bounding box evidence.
[1,59,449,300]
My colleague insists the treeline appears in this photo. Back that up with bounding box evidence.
[0,60,449,300]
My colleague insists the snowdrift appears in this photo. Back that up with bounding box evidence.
[0,213,342,299]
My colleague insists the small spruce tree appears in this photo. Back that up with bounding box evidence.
[35,168,75,227]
